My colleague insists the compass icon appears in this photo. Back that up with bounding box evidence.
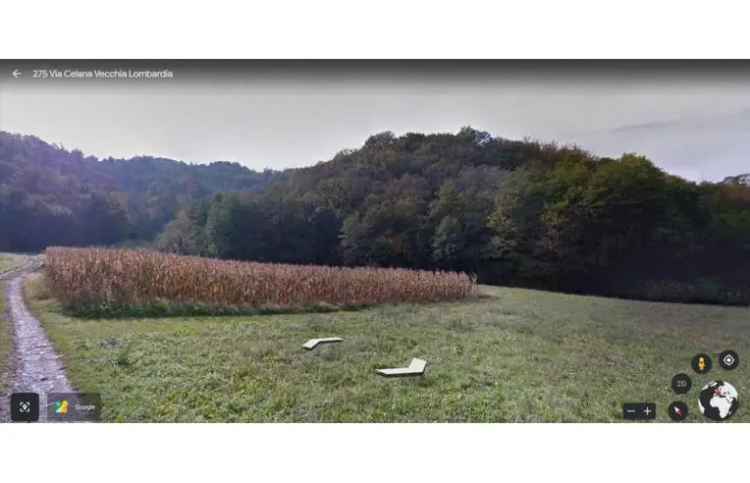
[719,350,739,370]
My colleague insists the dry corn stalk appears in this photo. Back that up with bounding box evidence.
[44,247,476,310]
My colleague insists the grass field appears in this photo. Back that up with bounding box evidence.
[0,253,27,274]
[25,272,750,422]
[0,281,10,393]
[1,253,28,393]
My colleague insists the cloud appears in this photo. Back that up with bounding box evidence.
[569,109,750,182]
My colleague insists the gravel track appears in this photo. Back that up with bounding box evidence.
[0,258,73,422]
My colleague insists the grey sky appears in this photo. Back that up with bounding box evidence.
[1,61,748,182]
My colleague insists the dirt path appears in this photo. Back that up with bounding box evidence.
[0,259,73,421]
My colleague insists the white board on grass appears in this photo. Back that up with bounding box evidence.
[376,358,427,377]
[303,337,343,350]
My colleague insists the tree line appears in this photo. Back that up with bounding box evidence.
[0,131,276,251]
[157,128,750,305]
[2,128,749,305]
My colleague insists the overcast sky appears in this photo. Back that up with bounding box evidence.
[1,61,748,182]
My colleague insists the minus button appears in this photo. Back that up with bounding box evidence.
[623,402,656,420]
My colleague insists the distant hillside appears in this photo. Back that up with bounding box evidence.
[3,128,750,305]
[0,131,277,250]
[723,173,750,186]
[159,128,750,305]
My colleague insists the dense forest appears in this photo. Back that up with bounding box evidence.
[0,131,277,251]
[2,128,749,305]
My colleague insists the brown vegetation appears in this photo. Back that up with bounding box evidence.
[44,247,476,312]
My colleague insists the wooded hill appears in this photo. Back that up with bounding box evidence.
[158,128,750,305]
[3,128,749,304]
[0,131,276,251]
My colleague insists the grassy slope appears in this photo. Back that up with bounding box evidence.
[25,273,750,422]
[0,253,27,392]
[0,281,9,393]
[0,253,26,274]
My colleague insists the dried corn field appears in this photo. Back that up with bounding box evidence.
[44,247,476,313]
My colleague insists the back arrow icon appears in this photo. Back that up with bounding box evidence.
[12,69,22,78]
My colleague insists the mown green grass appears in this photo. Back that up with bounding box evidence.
[25,273,750,422]
[0,253,27,274]
[1,253,31,392]
[0,282,11,393]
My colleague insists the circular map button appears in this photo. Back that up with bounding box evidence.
[698,380,739,421]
